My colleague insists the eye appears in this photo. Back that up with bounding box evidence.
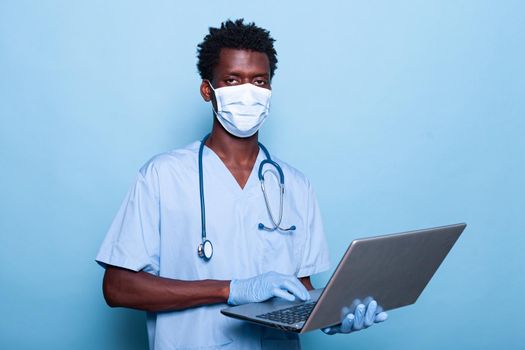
[253,79,268,86]
[225,78,239,85]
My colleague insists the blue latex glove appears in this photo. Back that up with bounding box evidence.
[322,298,388,335]
[228,271,311,305]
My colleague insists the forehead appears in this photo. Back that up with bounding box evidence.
[213,48,270,77]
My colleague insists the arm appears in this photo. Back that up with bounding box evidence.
[299,276,314,291]
[103,266,310,312]
[103,265,230,312]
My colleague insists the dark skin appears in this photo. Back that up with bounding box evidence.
[103,48,313,313]
[199,47,271,189]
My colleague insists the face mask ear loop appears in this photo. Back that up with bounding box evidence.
[264,75,272,111]
[205,80,220,117]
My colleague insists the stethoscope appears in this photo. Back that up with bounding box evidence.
[197,134,296,260]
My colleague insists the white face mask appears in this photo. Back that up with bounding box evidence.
[207,81,272,138]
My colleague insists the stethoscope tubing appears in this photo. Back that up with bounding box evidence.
[198,134,295,260]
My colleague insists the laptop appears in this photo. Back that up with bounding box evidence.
[221,223,466,333]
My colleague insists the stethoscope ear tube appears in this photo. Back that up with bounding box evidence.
[258,159,284,184]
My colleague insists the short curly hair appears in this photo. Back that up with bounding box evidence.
[197,19,278,81]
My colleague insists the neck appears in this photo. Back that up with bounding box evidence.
[205,120,259,165]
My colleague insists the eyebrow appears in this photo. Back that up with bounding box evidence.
[223,71,270,78]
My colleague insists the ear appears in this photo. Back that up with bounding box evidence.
[200,80,213,102]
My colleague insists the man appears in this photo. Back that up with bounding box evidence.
[96,19,386,349]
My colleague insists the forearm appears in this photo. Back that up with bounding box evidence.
[299,276,314,291]
[103,266,230,312]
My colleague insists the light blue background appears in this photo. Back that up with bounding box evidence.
[1,1,523,349]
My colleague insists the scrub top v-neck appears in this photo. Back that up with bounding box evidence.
[202,143,263,196]
[96,140,330,350]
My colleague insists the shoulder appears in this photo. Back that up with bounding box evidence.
[138,141,200,179]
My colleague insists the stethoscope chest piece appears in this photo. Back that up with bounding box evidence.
[198,239,213,260]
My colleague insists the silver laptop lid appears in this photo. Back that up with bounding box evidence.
[302,223,466,332]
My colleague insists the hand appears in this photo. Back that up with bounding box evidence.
[322,298,388,335]
[228,271,310,305]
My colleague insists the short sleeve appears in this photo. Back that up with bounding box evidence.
[297,181,330,277]
[95,164,160,275]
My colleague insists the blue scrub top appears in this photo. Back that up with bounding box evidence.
[96,141,330,350]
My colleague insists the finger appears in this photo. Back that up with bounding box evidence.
[282,279,310,301]
[272,287,296,302]
[364,300,377,327]
[288,276,311,301]
[363,296,374,305]
[375,312,388,323]
[350,299,362,312]
[353,304,366,330]
[339,313,355,333]
[341,306,352,320]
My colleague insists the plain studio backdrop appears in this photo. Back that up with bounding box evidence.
[1,1,523,349]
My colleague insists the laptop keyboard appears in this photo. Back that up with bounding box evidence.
[256,302,316,325]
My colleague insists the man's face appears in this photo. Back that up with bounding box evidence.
[201,48,271,103]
